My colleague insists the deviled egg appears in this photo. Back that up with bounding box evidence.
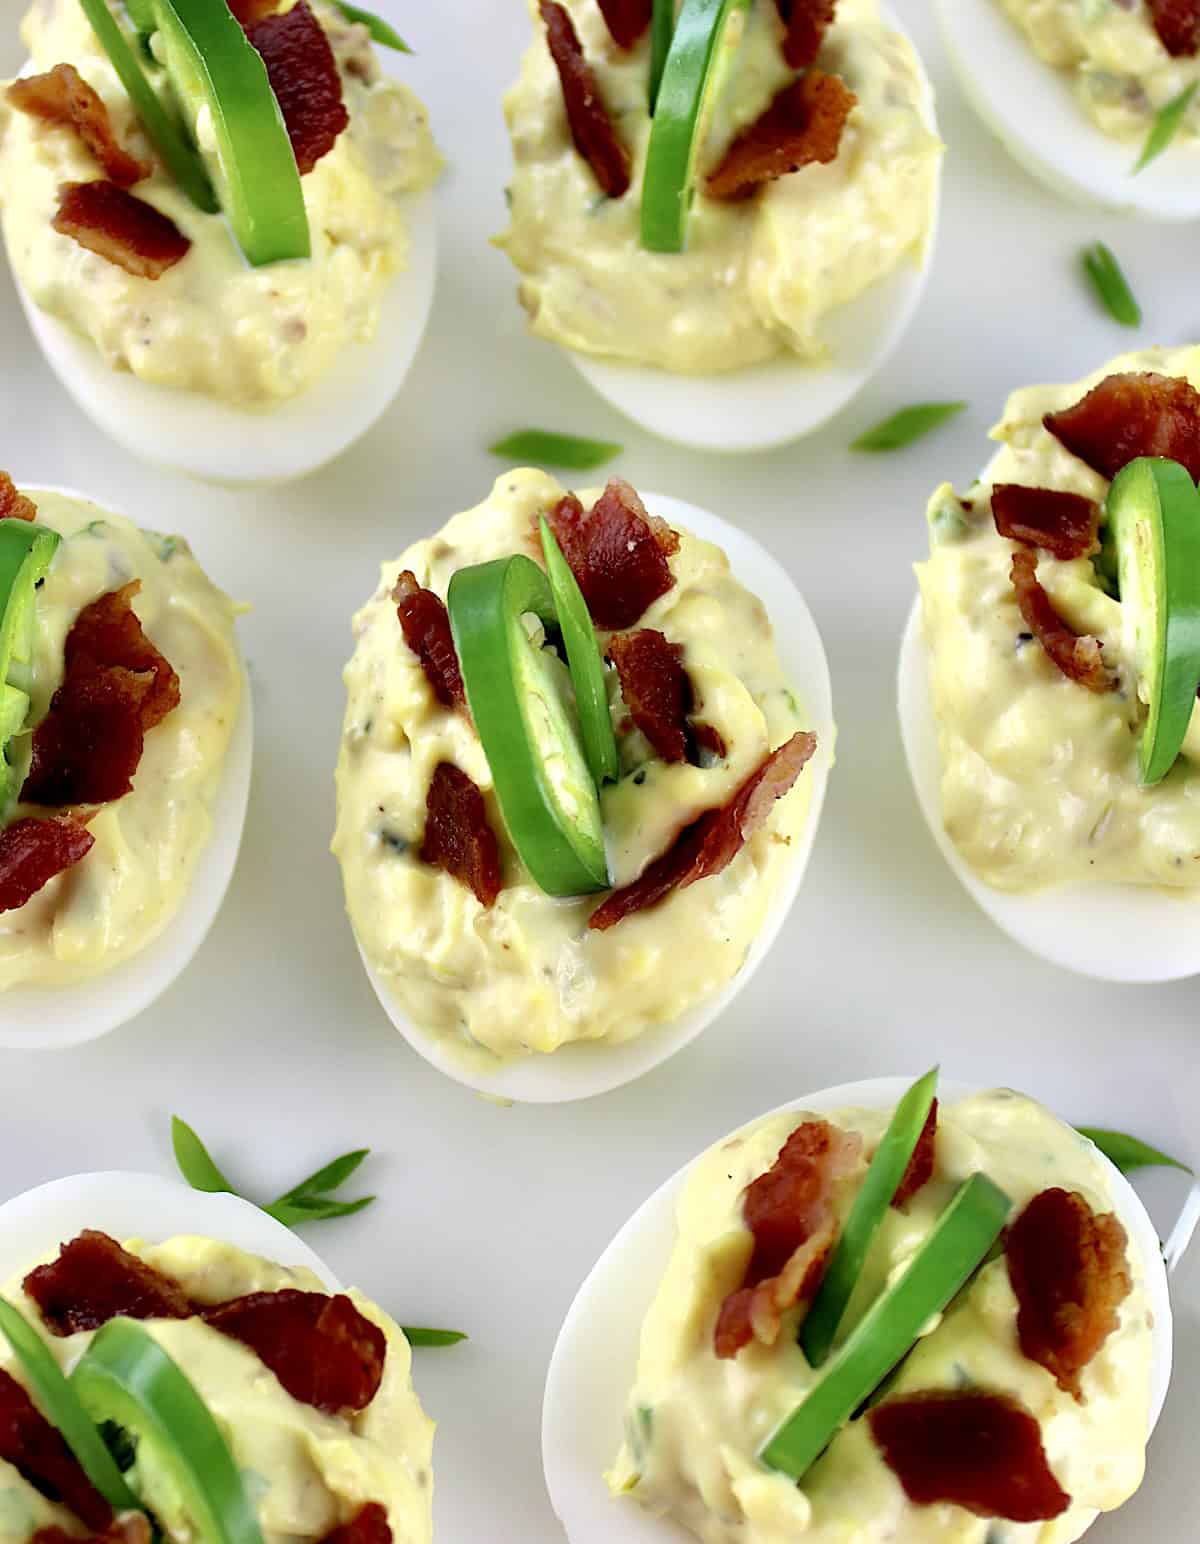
[900,345,1200,981]
[0,479,249,1047]
[0,0,441,483]
[544,1073,1171,1544]
[497,0,942,451]
[0,1169,434,1544]
[333,470,833,1102]
[934,0,1200,217]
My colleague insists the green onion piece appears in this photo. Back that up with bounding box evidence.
[171,1115,235,1196]
[1079,1126,1193,1176]
[72,1320,265,1544]
[264,1195,375,1227]
[1081,243,1141,328]
[0,1300,143,1514]
[448,556,610,897]
[150,0,310,265]
[0,520,61,803]
[760,1173,1011,1482]
[1134,82,1198,173]
[801,1068,939,1369]
[641,0,749,252]
[271,1149,370,1204]
[401,1327,468,1347]
[76,0,218,213]
[649,0,674,112]
[489,429,623,471]
[123,0,156,36]
[539,517,619,788]
[333,1,411,51]
[851,401,967,453]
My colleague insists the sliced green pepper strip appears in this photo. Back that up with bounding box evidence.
[72,1319,265,1544]
[77,0,217,213]
[448,556,610,897]
[0,1300,143,1514]
[151,0,309,266]
[761,1172,1011,1482]
[333,1,411,52]
[649,0,674,112]
[0,520,61,803]
[539,518,618,788]
[801,1068,940,1369]
[123,0,157,37]
[640,0,748,252]
[1108,456,1200,784]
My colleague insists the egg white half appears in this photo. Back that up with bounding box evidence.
[358,492,835,1105]
[541,1075,1174,1544]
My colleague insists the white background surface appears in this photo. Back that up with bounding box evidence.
[1,1,1198,1540]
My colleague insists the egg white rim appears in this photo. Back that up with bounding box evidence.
[0,484,254,1050]
[566,6,941,452]
[933,0,1200,219]
[355,490,835,1105]
[541,1074,1173,1544]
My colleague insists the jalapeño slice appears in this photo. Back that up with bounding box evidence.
[539,517,619,788]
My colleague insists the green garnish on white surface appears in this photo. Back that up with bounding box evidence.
[852,401,967,452]
[1081,242,1141,328]
[1134,82,1199,173]
[1079,1126,1192,1176]
[489,429,623,471]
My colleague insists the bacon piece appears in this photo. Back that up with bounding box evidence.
[23,1230,191,1336]
[707,70,855,200]
[539,1,632,197]
[0,472,36,522]
[54,181,190,279]
[775,0,838,67]
[0,818,94,914]
[1043,371,1200,483]
[393,571,465,711]
[8,65,150,187]
[714,1118,862,1358]
[33,1521,152,1544]
[609,630,690,764]
[418,763,502,908]
[691,721,728,761]
[248,1,349,174]
[596,0,652,47]
[1010,550,1116,694]
[228,0,280,23]
[992,485,1100,561]
[546,480,679,631]
[893,1098,938,1207]
[1147,0,1200,56]
[1006,1188,1131,1399]
[319,1504,393,1544]
[869,1391,1071,1521]
[0,1370,112,1532]
[590,730,816,930]
[202,1290,386,1414]
[63,582,180,732]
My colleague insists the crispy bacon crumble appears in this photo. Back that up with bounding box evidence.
[540,1,632,198]
[248,0,349,174]
[1147,0,1200,56]
[32,1521,152,1544]
[708,70,855,200]
[596,0,653,48]
[1043,371,1200,483]
[393,571,466,711]
[991,485,1100,562]
[23,1230,191,1335]
[775,0,838,68]
[318,1506,393,1544]
[609,629,691,764]
[419,762,503,908]
[9,65,150,187]
[546,480,678,631]
[0,817,95,915]
[0,472,36,522]
[0,1370,113,1532]
[892,1098,937,1207]
[1009,550,1116,694]
[54,181,190,279]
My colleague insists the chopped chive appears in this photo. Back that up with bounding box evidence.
[171,1116,235,1196]
[649,0,674,112]
[263,1195,376,1227]
[332,1,411,52]
[489,429,623,471]
[271,1149,370,1205]
[401,1327,468,1347]
[1134,82,1198,173]
[1077,1127,1192,1176]
[1081,243,1141,328]
[851,401,967,453]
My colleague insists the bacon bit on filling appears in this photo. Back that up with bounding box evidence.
[609,629,691,764]
[0,472,36,522]
[0,1370,113,1532]
[53,181,190,279]
[22,582,181,808]
[991,485,1100,562]
[0,817,95,915]
[707,70,855,200]
[393,571,466,711]
[8,65,150,187]
[23,1230,191,1336]
[775,0,838,67]
[590,730,816,930]
[1006,1188,1132,1399]
[714,1119,863,1358]
[596,0,653,47]
[202,1290,387,1415]
[247,0,349,174]
[868,1391,1071,1522]
[32,1521,152,1544]
[1043,371,1200,484]
[1147,0,1200,56]
[1009,550,1116,695]
[546,480,679,631]
[227,0,280,24]
[539,1,632,198]
[319,1504,394,1544]
[691,720,728,761]
[892,1098,938,1207]
[419,762,502,908]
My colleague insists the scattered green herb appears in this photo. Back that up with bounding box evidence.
[1134,82,1199,173]
[489,429,623,471]
[649,0,674,112]
[1078,1126,1192,1176]
[852,402,968,453]
[333,1,411,52]
[402,1327,469,1347]
[1081,243,1141,327]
